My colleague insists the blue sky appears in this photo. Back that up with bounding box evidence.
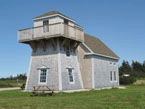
[0,0,145,78]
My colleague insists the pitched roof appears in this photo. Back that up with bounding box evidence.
[33,10,74,21]
[84,33,119,59]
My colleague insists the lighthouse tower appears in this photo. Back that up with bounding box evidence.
[18,10,84,91]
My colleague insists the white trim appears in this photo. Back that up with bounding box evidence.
[85,53,119,60]
[74,24,83,30]
[82,42,119,60]
[38,69,47,85]
[117,64,119,86]
[66,65,74,69]
[91,55,95,89]
[113,71,117,82]
[57,39,62,90]
[110,71,113,83]
[67,68,75,84]
[25,56,32,90]
[37,65,49,70]
[33,14,75,23]
[82,43,94,53]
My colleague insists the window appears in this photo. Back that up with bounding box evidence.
[43,20,49,32]
[40,69,47,83]
[114,71,116,81]
[43,20,48,26]
[68,69,74,83]
[110,71,112,81]
[64,19,68,24]
[66,46,70,57]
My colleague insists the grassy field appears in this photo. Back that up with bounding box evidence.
[0,85,145,109]
[0,79,26,88]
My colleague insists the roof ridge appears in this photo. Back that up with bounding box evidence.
[33,10,74,21]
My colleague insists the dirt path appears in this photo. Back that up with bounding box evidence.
[0,87,20,91]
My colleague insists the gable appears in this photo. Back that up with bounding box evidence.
[84,33,119,59]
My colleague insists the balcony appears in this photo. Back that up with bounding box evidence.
[18,22,84,43]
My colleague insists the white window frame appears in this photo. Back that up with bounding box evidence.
[39,69,47,85]
[38,66,49,85]
[110,71,113,82]
[114,71,117,82]
[43,20,49,32]
[66,66,75,84]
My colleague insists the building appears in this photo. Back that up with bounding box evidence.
[18,10,119,91]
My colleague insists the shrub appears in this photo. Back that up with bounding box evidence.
[20,83,25,90]
[120,76,136,85]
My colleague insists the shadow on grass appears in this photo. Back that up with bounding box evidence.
[30,92,54,97]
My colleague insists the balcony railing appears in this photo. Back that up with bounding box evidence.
[18,22,84,43]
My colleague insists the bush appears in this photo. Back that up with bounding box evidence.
[120,76,136,85]
[129,71,145,78]
[20,83,25,90]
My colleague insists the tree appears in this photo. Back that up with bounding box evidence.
[119,60,132,76]
[143,61,145,73]
[132,60,143,72]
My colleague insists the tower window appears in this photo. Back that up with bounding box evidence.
[43,20,49,32]
[43,20,49,26]
[66,46,70,57]
[68,68,74,83]
[40,69,47,83]
[64,19,68,24]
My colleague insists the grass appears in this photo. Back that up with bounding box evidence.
[0,85,145,109]
[0,79,26,88]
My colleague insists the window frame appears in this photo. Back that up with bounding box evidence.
[43,20,49,26]
[66,66,75,84]
[110,71,113,82]
[64,19,69,25]
[39,69,47,84]
[43,20,49,32]
[114,71,117,82]
[38,66,49,85]
[66,46,70,57]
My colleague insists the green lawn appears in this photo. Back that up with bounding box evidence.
[0,85,145,109]
[0,79,26,88]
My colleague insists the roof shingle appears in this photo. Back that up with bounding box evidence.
[33,10,74,21]
[84,33,119,59]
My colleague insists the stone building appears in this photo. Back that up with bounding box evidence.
[18,10,119,91]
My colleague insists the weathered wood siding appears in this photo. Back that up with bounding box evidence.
[25,41,59,91]
[93,56,119,88]
[77,45,92,89]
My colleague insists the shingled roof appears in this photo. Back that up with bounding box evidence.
[84,33,119,59]
[33,10,74,21]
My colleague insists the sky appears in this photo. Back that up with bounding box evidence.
[0,0,145,78]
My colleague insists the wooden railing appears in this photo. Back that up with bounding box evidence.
[18,22,84,42]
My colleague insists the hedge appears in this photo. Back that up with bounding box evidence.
[119,76,136,85]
